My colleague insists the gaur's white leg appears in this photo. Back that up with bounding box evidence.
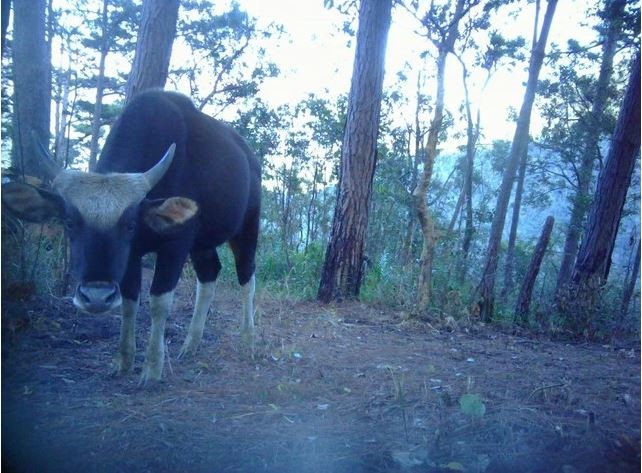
[240,274,255,347]
[113,297,138,375]
[179,280,216,357]
[140,291,174,383]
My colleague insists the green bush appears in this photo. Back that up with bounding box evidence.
[256,242,325,300]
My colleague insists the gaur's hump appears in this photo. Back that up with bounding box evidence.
[130,90,197,114]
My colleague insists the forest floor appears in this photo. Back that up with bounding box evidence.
[2,270,640,473]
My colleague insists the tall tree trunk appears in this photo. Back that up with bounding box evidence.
[305,164,319,253]
[52,44,64,161]
[12,0,51,179]
[514,216,555,325]
[457,61,481,284]
[448,185,465,234]
[403,75,424,266]
[412,0,466,312]
[317,0,392,303]
[411,49,444,311]
[63,77,79,169]
[502,0,541,299]
[319,187,330,245]
[125,0,179,103]
[619,238,640,321]
[279,164,293,269]
[88,0,110,170]
[555,183,591,294]
[476,0,557,322]
[555,0,625,297]
[571,51,640,287]
[401,209,416,267]
[1,0,10,57]
[55,69,71,160]
[502,147,528,297]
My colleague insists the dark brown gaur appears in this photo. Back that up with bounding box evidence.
[2,91,261,383]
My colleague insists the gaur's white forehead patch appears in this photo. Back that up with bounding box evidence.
[53,171,149,230]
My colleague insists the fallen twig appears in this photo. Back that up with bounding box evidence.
[165,340,174,375]
[526,383,567,402]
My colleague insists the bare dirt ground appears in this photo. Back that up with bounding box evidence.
[2,271,640,473]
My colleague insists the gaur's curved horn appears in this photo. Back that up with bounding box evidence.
[143,143,176,190]
[30,130,62,182]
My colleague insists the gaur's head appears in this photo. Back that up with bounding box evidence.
[2,142,199,314]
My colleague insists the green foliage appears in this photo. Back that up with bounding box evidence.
[459,393,486,419]
[257,242,325,300]
[176,1,281,113]
[360,258,417,308]
[533,34,624,199]
[488,140,511,175]
[1,0,638,345]
[1,216,68,297]
[80,0,140,54]
[481,31,526,69]
[234,99,282,166]
[553,279,631,341]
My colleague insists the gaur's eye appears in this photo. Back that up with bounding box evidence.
[125,220,136,234]
[63,218,75,232]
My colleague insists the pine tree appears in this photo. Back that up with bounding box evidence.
[476,0,558,321]
[12,0,51,179]
[318,0,392,302]
[125,0,179,102]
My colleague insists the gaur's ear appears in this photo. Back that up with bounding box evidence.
[142,197,199,234]
[2,181,65,222]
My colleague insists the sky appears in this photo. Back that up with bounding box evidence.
[37,0,611,169]
[194,0,604,145]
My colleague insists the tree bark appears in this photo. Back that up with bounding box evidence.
[281,164,296,268]
[1,0,10,56]
[54,69,71,161]
[412,0,466,312]
[305,163,320,253]
[476,0,557,322]
[448,184,465,234]
[554,0,625,297]
[401,209,416,267]
[571,51,640,287]
[125,0,179,103]
[502,0,540,287]
[317,0,392,303]
[402,75,424,267]
[619,238,640,321]
[12,0,51,179]
[514,216,554,325]
[502,147,528,297]
[88,0,110,171]
[458,66,481,284]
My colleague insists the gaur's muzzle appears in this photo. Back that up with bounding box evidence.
[74,281,122,314]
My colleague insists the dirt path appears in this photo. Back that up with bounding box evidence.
[2,276,640,472]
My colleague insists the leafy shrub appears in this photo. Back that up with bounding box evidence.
[1,215,68,298]
[256,242,325,300]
